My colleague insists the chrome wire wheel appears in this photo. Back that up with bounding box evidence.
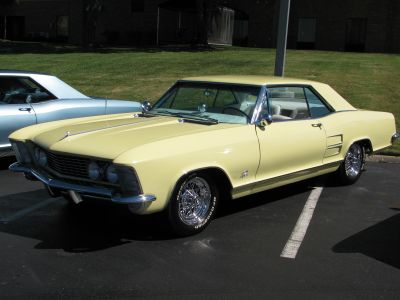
[177,177,212,226]
[344,143,363,178]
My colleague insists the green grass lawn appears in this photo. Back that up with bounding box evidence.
[1,42,399,154]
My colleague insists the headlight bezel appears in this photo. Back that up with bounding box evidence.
[34,147,48,166]
[11,141,32,164]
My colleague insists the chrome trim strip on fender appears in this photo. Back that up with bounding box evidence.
[232,161,342,194]
[9,162,156,204]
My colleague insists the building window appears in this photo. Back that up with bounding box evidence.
[297,18,316,50]
[131,0,145,13]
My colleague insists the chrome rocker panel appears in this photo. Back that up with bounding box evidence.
[9,162,156,204]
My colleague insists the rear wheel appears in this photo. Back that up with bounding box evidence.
[168,173,218,236]
[336,143,365,185]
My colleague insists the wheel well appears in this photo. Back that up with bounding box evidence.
[356,139,373,154]
[179,168,233,201]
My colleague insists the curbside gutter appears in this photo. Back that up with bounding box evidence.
[367,155,400,164]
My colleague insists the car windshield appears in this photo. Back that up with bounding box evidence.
[151,82,261,124]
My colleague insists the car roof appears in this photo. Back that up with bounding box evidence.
[181,75,321,86]
[181,75,356,111]
[0,69,50,76]
[0,70,89,99]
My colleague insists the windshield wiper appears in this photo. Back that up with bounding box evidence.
[173,113,219,125]
[147,110,219,124]
[144,110,176,117]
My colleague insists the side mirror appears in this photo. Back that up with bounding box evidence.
[264,114,273,124]
[256,114,273,129]
[141,101,152,112]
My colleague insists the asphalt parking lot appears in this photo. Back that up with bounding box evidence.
[0,157,399,299]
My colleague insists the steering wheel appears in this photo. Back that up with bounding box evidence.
[222,107,250,122]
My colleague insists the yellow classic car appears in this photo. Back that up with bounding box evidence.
[8,76,399,236]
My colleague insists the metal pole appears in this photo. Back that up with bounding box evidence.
[274,0,291,77]
[4,16,7,39]
[156,7,160,45]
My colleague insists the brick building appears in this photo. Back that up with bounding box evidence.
[1,0,399,53]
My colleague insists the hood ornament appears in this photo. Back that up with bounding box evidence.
[59,131,71,141]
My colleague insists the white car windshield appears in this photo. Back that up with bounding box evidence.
[151,82,261,124]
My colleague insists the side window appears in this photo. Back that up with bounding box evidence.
[0,76,55,104]
[304,87,331,117]
[268,86,310,121]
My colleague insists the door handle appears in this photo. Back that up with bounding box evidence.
[311,123,322,128]
[19,107,32,112]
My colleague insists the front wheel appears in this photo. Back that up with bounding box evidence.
[167,173,219,236]
[336,143,365,185]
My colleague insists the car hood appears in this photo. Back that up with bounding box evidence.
[32,115,234,160]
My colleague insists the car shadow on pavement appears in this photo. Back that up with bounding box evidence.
[0,157,15,171]
[332,213,400,269]
[218,182,312,217]
[0,180,313,253]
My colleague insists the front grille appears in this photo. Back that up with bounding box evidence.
[46,151,91,179]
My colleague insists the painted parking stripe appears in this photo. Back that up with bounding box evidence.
[280,187,323,259]
[0,198,58,224]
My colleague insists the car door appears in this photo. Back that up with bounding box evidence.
[0,76,37,149]
[0,103,36,148]
[255,86,327,183]
[31,98,106,124]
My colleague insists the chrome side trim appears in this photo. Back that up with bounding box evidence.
[9,162,156,204]
[392,132,400,144]
[0,143,12,149]
[326,143,343,149]
[233,161,341,194]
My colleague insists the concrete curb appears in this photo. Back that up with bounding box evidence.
[367,155,400,163]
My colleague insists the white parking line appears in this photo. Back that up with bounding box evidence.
[0,198,58,224]
[280,187,323,259]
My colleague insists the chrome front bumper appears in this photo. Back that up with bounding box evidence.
[9,162,156,204]
[392,132,400,144]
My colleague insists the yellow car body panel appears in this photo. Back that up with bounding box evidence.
[9,76,397,216]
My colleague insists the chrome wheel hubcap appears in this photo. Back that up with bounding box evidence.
[178,177,212,226]
[345,144,363,177]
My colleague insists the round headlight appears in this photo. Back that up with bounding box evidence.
[106,165,119,183]
[34,147,47,166]
[88,162,101,180]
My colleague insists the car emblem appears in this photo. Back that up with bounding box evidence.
[240,170,249,178]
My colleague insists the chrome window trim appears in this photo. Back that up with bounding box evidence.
[153,80,263,125]
[250,85,268,124]
[252,84,338,124]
